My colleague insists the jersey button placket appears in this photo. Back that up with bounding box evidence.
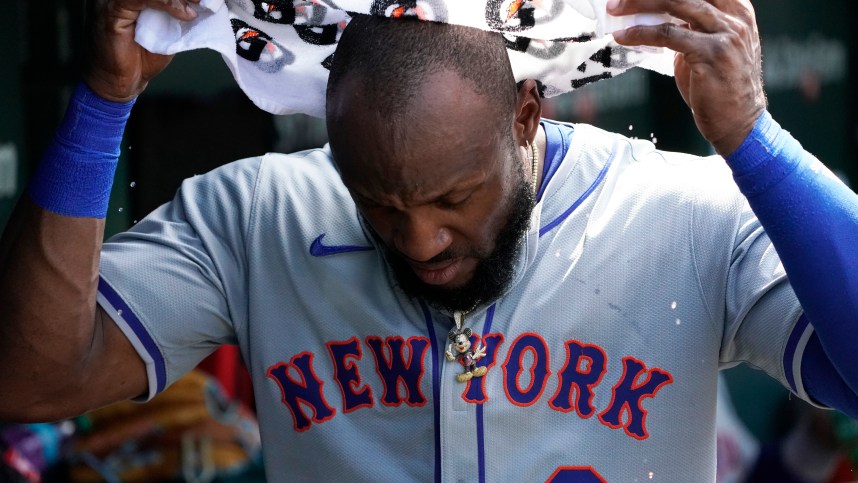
[439,310,481,481]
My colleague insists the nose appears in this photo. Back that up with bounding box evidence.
[392,211,453,263]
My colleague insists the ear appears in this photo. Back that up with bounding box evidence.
[463,328,472,337]
[513,79,542,147]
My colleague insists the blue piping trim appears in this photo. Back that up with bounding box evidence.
[476,406,486,482]
[783,313,810,393]
[420,300,442,483]
[539,156,614,237]
[98,276,167,394]
[476,304,496,483]
[537,120,576,203]
[482,304,497,335]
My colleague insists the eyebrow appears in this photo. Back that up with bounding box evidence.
[353,173,487,208]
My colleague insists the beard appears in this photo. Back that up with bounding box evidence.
[371,164,536,313]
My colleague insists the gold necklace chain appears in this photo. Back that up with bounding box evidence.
[530,140,540,196]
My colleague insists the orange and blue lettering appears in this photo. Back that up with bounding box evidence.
[502,332,551,407]
[326,337,374,413]
[365,335,430,407]
[462,333,505,404]
[267,352,336,432]
[549,340,608,418]
[598,356,673,439]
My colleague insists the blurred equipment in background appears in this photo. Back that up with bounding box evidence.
[68,370,261,483]
[0,420,77,482]
[0,371,262,483]
[746,401,858,482]
[715,376,760,483]
[197,346,256,413]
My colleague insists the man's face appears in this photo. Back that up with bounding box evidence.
[327,70,534,312]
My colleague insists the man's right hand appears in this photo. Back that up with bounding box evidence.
[84,0,200,102]
[0,0,202,422]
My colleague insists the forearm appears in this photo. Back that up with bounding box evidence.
[726,111,858,401]
[0,83,133,420]
[0,201,106,419]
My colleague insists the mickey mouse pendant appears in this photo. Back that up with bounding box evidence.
[445,327,488,383]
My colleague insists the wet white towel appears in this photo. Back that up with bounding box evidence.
[135,0,676,117]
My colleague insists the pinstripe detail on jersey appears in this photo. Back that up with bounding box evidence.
[539,154,613,237]
[476,304,497,483]
[98,276,167,395]
[419,300,442,483]
[462,333,505,404]
[477,402,487,483]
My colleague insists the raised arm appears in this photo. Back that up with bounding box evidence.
[0,0,200,422]
[611,0,858,414]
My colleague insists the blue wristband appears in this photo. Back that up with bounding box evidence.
[27,82,135,218]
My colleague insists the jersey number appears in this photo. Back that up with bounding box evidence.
[547,466,606,483]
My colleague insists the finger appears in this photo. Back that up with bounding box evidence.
[145,0,199,20]
[673,52,691,106]
[704,0,759,34]
[613,22,714,55]
[697,0,752,17]
[607,0,725,33]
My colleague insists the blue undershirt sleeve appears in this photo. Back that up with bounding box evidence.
[725,111,858,414]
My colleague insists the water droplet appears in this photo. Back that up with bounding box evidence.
[628,124,634,131]
[652,137,658,144]
[650,133,654,138]
[133,219,138,224]
[117,309,123,316]
[555,251,561,257]
[118,207,123,212]
[130,181,136,188]
[128,145,133,150]
[648,471,654,479]
[670,301,677,310]
[675,318,681,325]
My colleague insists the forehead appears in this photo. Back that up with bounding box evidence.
[328,69,510,201]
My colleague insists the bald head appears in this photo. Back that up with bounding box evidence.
[325,14,517,124]
[322,14,543,311]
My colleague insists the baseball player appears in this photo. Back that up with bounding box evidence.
[1,0,857,481]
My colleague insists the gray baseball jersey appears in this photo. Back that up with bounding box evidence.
[97,120,811,482]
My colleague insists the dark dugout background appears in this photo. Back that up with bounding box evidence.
[0,0,856,443]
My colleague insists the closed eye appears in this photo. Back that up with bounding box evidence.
[437,192,473,210]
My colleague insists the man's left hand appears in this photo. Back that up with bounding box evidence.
[610,0,766,155]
